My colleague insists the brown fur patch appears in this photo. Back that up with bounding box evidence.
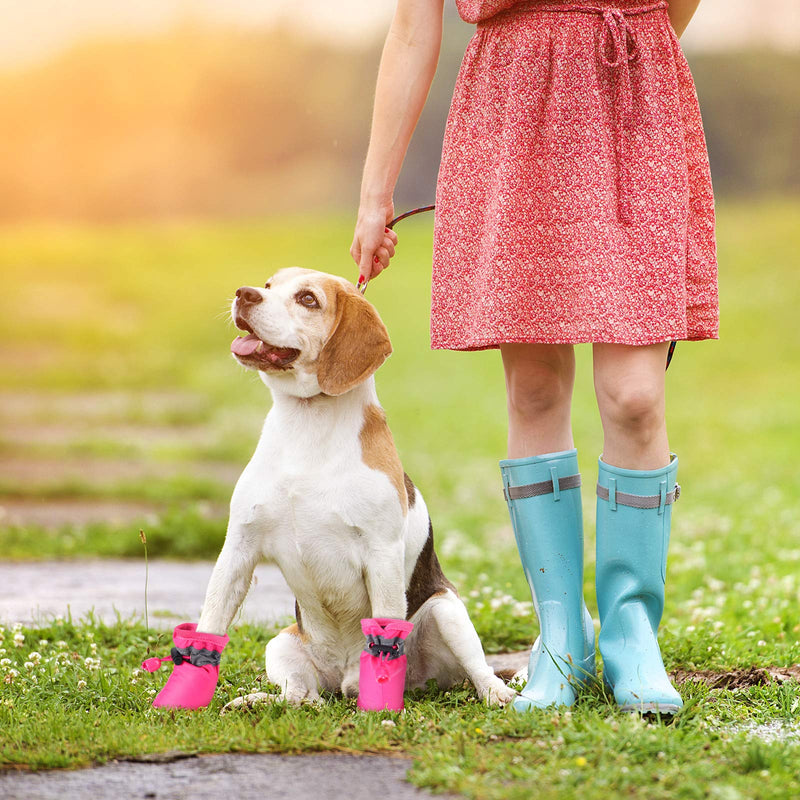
[406,519,456,619]
[281,621,310,644]
[360,405,408,514]
[316,280,392,396]
[283,601,309,642]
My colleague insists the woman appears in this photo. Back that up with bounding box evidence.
[351,0,718,714]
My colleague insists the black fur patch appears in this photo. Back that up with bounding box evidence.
[405,518,455,619]
[404,472,417,508]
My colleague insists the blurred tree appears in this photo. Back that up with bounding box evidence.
[0,16,796,222]
[691,50,800,197]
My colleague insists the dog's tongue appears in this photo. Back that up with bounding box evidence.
[231,334,262,356]
[231,335,298,365]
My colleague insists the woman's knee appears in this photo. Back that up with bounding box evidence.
[597,381,665,433]
[593,343,668,435]
[501,345,574,421]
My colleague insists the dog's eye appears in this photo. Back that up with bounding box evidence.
[296,291,320,309]
[264,282,271,289]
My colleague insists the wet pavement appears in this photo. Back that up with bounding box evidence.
[0,752,443,800]
[0,559,295,628]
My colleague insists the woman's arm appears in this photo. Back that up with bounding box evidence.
[668,0,702,38]
[350,0,445,283]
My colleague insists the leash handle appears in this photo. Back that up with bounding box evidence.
[357,205,437,295]
[665,340,676,372]
[386,204,436,231]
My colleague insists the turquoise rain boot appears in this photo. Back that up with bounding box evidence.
[500,449,596,710]
[595,455,683,714]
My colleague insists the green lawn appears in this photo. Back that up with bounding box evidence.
[1,200,799,796]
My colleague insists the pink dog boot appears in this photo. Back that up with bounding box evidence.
[141,623,229,710]
[357,617,414,711]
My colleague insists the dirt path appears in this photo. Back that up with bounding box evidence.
[0,388,241,529]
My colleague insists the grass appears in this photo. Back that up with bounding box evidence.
[1,199,800,796]
[1,616,799,798]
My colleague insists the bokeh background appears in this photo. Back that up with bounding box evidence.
[2,1,800,790]
[0,0,799,628]
[1,0,799,221]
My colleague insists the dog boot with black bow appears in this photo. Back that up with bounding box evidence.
[142,622,229,710]
[357,617,414,711]
[500,449,597,710]
[595,455,683,714]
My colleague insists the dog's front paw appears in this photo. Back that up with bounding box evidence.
[220,692,276,715]
[341,675,360,699]
[477,676,517,707]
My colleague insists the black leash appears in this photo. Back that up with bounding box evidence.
[358,203,677,371]
[357,204,435,296]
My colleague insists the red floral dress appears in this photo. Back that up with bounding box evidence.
[431,0,719,349]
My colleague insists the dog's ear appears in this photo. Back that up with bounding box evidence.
[317,285,392,396]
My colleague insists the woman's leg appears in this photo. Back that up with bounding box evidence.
[500,343,576,458]
[498,343,595,710]
[592,342,671,469]
[592,342,683,713]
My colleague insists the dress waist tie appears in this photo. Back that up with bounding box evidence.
[517,1,669,224]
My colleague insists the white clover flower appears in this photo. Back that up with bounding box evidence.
[13,633,25,648]
[77,679,87,690]
[24,662,34,671]
[28,651,42,665]
[512,602,533,618]
[381,719,396,728]
[757,640,767,647]
[85,632,94,641]
[38,639,49,647]
[490,598,504,610]
[90,643,98,656]
[57,641,68,649]
[0,658,11,668]
[12,622,23,633]
[55,615,64,624]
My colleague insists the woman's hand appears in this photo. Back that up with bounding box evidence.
[350,204,399,284]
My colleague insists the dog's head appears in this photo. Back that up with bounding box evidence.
[230,268,392,398]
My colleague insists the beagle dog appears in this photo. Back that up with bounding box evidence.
[198,268,515,708]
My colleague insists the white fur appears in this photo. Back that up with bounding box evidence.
[198,269,515,710]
